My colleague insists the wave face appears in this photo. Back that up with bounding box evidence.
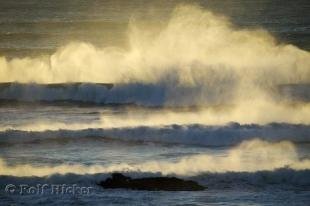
[0,140,309,176]
[0,82,309,106]
[0,82,115,104]
[1,139,309,206]
[1,6,310,109]
[0,2,310,206]
[1,123,309,147]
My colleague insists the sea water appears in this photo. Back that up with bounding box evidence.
[0,1,309,205]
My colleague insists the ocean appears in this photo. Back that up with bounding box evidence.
[0,0,310,205]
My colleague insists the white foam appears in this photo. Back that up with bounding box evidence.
[1,123,309,146]
[0,5,309,108]
[0,139,309,177]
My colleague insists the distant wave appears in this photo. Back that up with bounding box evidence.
[0,82,116,105]
[1,139,309,191]
[0,82,236,106]
[1,123,309,147]
[0,20,127,27]
[0,82,309,107]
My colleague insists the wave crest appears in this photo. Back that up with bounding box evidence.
[1,123,309,146]
[0,139,309,177]
[1,5,310,108]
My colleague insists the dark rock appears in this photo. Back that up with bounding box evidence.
[98,173,205,191]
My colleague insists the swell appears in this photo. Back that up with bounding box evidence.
[1,123,309,147]
[0,82,309,106]
[0,139,309,188]
[0,82,115,105]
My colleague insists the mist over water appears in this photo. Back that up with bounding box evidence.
[0,3,309,169]
[1,5,309,85]
[0,6,310,123]
[0,2,309,206]
[0,139,309,177]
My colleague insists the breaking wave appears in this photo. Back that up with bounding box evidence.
[0,82,309,106]
[1,6,310,128]
[0,5,310,108]
[0,140,309,185]
[1,83,310,125]
[0,82,116,105]
[1,4,310,196]
[1,123,309,147]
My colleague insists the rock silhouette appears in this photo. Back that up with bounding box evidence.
[98,173,205,191]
